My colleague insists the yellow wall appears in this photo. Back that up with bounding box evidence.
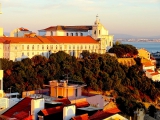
[138,48,150,60]
[5,42,101,61]
[118,58,136,66]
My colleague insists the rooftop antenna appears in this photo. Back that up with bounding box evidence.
[0,3,2,14]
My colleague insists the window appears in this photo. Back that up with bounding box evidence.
[99,30,100,35]
[50,45,53,49]
[37,45,39,50]
[73,45,75,49]
[22,53,24,56]
[76,32,78,36]
[47,45,48,49]
[94,30,96,35]
[71,33,73,36]
[66,33,69,36]
[27,52,29,56]
[27,45,29,50]
[81,33,83,36]
[15,46,17,50]
[22,45,24,50]
[42,45,44,50]
[32,45,34,50]
[69,45,71,49]
[56,45,57,49]
[51,31,53,36]
[32,52,34,55]
[60,45,62,50]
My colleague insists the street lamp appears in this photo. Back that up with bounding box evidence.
[8,87,11,98]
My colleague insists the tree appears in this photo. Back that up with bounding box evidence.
[114,41,121,45]
[148,105,156,117]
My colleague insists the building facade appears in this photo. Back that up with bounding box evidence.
[0,17,113,61]
[38,16,113,50]
[10,27,32,37]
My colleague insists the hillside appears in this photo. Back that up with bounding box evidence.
[2,50,160,116]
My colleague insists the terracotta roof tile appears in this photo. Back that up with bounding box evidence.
[75,99,90,108]
[19,27,29,31]
[72,113,89,120]
[41,26,92,31]
[103,107,121,114]
[41,106,64,116]
[54,98,71,105]
[151,72,159,76]
[146,69,154,72]
[46,36,98,44]
[89,110,113,120]
[2,97,32,119]
[143,62,154,67]
[0,36,51,44]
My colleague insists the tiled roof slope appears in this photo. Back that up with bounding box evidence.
[71,113,89,120]
[89,110,113,120]
[54,98,71,105]
[40,26,92,31]
[0,36,51,44]
[75,100,90,108]
[40,105,64,116]
[2,97,32,119]
[143,62,154,67]
[46,36,98,44]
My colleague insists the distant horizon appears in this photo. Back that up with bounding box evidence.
[0,0,160,37]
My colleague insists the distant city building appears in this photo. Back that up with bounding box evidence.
[138,48,151,60]
[38,16,113,49]
[10,27,32,37]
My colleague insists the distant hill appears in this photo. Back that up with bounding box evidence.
[112,33,160,39]
[113,34,138,39]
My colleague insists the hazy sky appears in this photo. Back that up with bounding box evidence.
[0,0,160,37]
